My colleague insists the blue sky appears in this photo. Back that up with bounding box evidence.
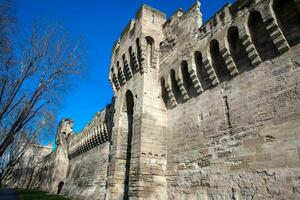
[17,0,235,146]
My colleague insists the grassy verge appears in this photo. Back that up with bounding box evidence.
[17,189,68,200]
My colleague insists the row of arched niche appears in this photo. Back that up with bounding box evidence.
[160,0,300,108]
[111,36,155,91]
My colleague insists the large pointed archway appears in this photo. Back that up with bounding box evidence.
[123,90,134,200]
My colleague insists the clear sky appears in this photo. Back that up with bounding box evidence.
[17,0,235,146]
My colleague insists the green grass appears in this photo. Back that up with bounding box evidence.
[17,189,68,200]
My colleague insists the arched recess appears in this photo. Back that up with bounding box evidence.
[112,75,119,90]
[110,68,117,89]
[181,61,194,97]
[210,39,231,82]
[117,62,123,86]
[128,46,136,74]
[248,11,278,61]
[122,54,130,81]
[227,26,252,72]
[123,90,134,200]
[170,69,181,103]
[272,0,300,46]
[160,77,168,107]
[57,181,64,194]
[195,51,211,89]
[145,36,154,68]
[136,38,141,66]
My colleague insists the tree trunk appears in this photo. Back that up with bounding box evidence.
[0,172,4,189]
[0,133,14,157]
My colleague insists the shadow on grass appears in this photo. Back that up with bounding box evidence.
[17,189,68,200]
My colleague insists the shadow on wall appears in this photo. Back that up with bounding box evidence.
[123,90,134,200]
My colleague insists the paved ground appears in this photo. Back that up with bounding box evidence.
[0,189,20,200]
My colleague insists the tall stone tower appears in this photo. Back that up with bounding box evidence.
[56,118,73,146]
[50,118,73,193]
[107,3,201,199]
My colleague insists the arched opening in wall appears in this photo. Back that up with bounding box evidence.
[111,68,117,89]
[210,39,231,82]
[160,77,168,107]
[128,46,136,74]
[227,26,252,73]
[159,42,164,51]
[273,0,300,46]
[170,69,181,103]
[181,61,194,97]
[117,72,123,86]
[122,54,130,81]
[112,75,119,90]
[57,181,64,194]
[248,11,278,61]
[146,36,154,68]
[195,51,211,89]
[123,90,134,200]
[136,38,141,66]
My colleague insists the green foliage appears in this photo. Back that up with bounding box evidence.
[17,189,68,200]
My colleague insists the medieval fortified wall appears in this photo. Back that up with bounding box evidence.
[5,0,300,199]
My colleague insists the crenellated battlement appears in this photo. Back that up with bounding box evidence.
[67,122,109,159]
[109,4,166,93]
[67,105,113,159]
[199,3,232,36]
[159,0,300,108]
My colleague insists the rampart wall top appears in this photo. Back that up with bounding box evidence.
[67,104,114,159]
[109,4,166,93]
[159,0,299,108]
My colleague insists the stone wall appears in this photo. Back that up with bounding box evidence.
[6,0,300,199]
[166,46,300,200]
[62,142,110,200]
[158,0,300,199]
[3,144,52,189]
[60,106,113,199]
[28,119,73,193]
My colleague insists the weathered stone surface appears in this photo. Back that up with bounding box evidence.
[6,0,300,199]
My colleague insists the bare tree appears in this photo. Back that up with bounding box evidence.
[0,116,52,187]
[0,1,84,157]
[0,0,14,54]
